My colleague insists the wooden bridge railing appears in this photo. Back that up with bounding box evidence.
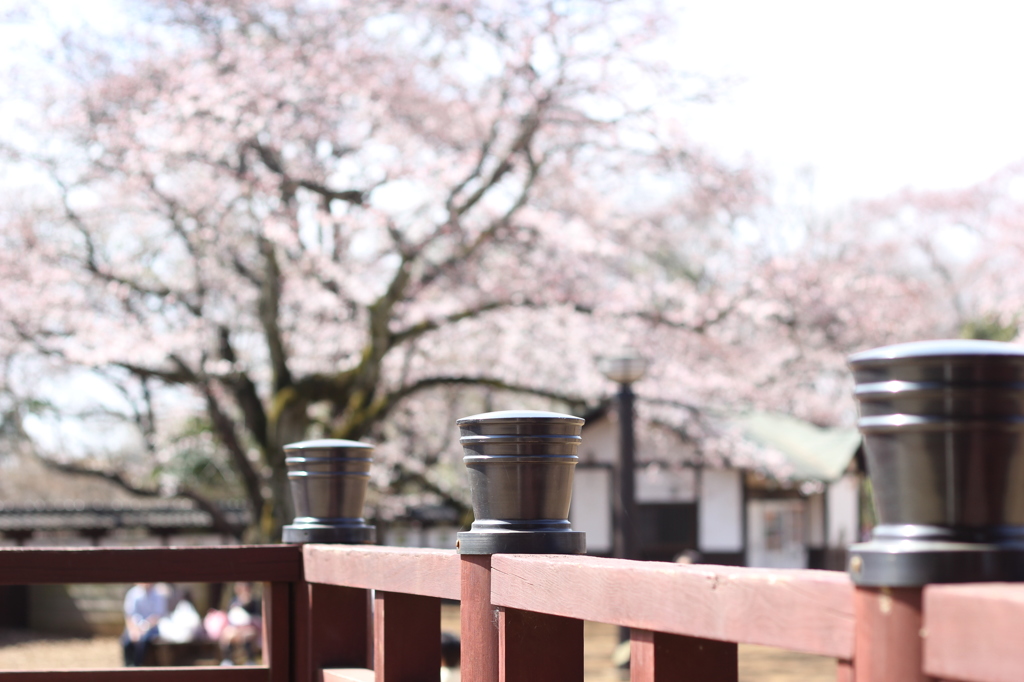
[0,545,301,682]
[0,544,1019,682]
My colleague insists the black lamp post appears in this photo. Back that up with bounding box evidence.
[600,353,648,562]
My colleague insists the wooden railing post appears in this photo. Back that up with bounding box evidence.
[852,587,933,682]
[461,555,499,682]
[630,630,736,682]
[374,591,440,682]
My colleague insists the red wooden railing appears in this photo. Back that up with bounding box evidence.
[0,544,1020,682]
[0,545,300,682]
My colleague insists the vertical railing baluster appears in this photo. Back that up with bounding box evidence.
[630,629,736,682]
[299,582,372,681]
[498,607,582,682]
[374,591,441,682]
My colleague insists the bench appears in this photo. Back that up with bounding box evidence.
[143,638,222,667]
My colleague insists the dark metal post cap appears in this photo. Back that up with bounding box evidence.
[282,438,376,545]
[848,339,1024,586]
[457,410,585,435]
[283,438,375,452]
[457,410,586,555]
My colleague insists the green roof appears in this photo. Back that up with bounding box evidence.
[737,411,861,482]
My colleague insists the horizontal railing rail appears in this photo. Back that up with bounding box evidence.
[0,670,270,682]
[0,546,302,584]
[0,543,1020,681]
[463,554,855,682]
[489,554,855,658]
[923,583,1024,682]
[303,546,459,600]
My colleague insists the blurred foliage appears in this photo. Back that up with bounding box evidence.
[153,416,242,499]
[960,315,1018,342]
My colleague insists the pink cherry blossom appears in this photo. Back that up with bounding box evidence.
[0,0,963,537]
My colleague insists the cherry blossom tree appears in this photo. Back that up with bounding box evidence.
[851,162,1024,343]
[0,0,950,538]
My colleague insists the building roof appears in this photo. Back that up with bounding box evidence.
[582,400,862,483]
[0,500,251,535]
[737,411,862,482]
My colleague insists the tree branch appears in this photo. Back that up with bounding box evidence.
[386,463,471,518]
[203,384,266,518]
[217,327,270,452]
[115,361,196,386]
[50,173,182,309]
[257,238,292,392]
[249,139,365,207]
[389,301,508,347]
[418,114,545,292]
[370,375,587,428]
[296,179,364,206]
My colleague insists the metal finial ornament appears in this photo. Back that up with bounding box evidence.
[281,439,376,544]
[456,410,586,555]
[848,339,1024,586]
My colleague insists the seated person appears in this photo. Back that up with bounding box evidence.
[218,581,262,665]
[122,582,169,667]
[157,589,204,644]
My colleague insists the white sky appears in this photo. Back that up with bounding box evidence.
[671,0,1024,207]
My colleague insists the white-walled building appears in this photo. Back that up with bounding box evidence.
[570,406,863,569]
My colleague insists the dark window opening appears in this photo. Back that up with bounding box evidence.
[634,503,697,562]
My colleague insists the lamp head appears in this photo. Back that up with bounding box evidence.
[599,352,648,385]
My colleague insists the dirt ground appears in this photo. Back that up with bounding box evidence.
[0,604,834,680]
[0,629,122,669]
[578,620,835,682]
